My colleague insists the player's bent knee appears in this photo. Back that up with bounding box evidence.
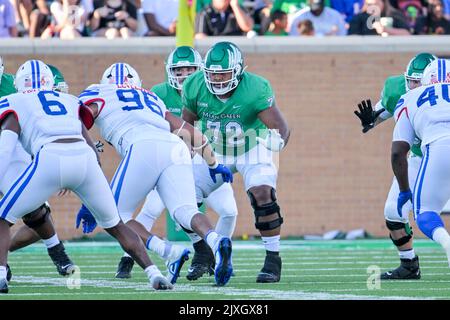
[416,211,445,239]
[22,203,51,229]
[247,188,283,231]
[172,205,198,232]
[385,220,413,246]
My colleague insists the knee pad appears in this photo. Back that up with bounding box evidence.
[247,188,283,231]
[172,205,198,232]
[385,220,413,246]
[22,203,51,229]
[416,211,445,239]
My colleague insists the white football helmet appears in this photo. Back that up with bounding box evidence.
[15,60,54,92]
[101,63,142,87]
[421,58,450,86]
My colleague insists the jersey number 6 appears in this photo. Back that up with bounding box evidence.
[38,91,67,116]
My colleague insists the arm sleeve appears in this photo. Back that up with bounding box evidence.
[0,130,18,180]
[374,99,393,120]
[392,107,415,146]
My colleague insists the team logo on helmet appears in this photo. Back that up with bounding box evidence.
[166,46,202,90]
[203,42,245,95]
[101,63,142,87]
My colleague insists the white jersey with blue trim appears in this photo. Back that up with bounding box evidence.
[394,83,450,148]
[0,90,84,156]
[79,84,171,156]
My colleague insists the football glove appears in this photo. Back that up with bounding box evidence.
[256,129,285,152]
[354,99,385,133]
[209,162,233,183]
[397,190,412,218]
[75,204,97,234]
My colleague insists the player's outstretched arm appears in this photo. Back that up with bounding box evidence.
[257,100,290,151]
[0,113,20,179]
[166,112,233,183]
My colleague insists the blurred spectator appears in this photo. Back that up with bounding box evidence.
[443,0,450,19]
[348,0,411,35]
[414,0,450,34]
[90,0,137,38]
[289,0,347,36]
[0,0,17,37]
[330,0,364,23]
[396,0,424,31]
[254,0,273,34]
[46,0,89,38]
[297,18,315,33]
[12,0,33,35]
[142,0,178,36]
[264,9,288,34]
[195,0,254,38]
[29,0,52,38]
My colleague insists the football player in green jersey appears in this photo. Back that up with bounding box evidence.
[354,53,436,280]
[114,46,239,281]
[183,42,291,283]
[1,62,77,286]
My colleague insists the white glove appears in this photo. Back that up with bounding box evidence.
[256,129,285,152]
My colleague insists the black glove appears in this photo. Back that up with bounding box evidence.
[354,99,385,133]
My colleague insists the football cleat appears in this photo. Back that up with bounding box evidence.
[381,256,421,280]
[115,256,135,279]
[150,273,174,290]
[186,240,215,281]
[256,254,282,283]
[47,242,77,276]
[214,237,233,286]
[6,264,11,282]
[165,245,190,284]
[0,278,8,293]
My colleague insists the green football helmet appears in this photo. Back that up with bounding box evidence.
[404,53,437,91]
[166,46,202,90]
[47,64,69,93]
[203,41,245,95]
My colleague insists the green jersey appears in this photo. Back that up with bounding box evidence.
[183,71,274,156]
[0,73,16,98]
[380,74,422,157]
[151,82,183,117]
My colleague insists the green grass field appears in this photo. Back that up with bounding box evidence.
[2,239,450,300]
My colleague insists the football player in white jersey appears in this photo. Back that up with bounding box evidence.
[77,62,235,287]
[0,62,76,282]
[393,59,450,266]
[0,60,172,293]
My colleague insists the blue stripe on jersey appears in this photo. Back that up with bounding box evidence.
[443,60,447,83]
[79,90,100,98]
[36,60,41,89]
[31,60,36,89]
[415,145,430,217]
[0,152,40,219]
[120,63,124,85]
[113,145,133,205]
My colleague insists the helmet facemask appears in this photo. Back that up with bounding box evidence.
[203,42,245,96]
[166,46,202,91]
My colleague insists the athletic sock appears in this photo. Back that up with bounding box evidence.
[43,234,60,249]
[205,230,221,252]
[0,266,6,280]
[146,235,172,259]
[261,235,280,253]
[398,248,416,260]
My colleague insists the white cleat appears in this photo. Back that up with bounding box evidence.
[165,245,190,284]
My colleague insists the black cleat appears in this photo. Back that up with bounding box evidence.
[256,254,282,283]
[47,242,76,276]
[115,256,135,279]
[0,278,8,293]
[6,264,11,282]
[381,256,421,280]
[186,240,215,281]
